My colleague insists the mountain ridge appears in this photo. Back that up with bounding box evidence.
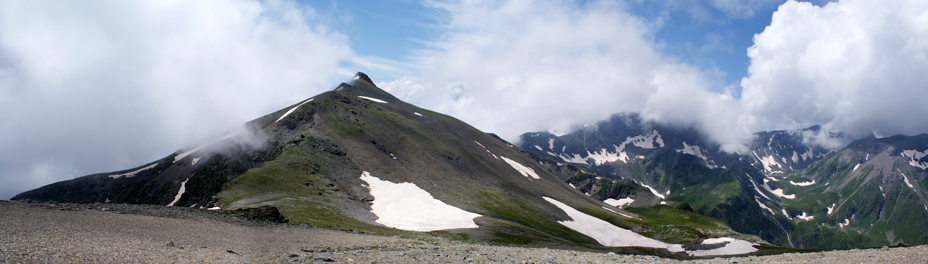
[16,73,767,258]
[519,113,928,249]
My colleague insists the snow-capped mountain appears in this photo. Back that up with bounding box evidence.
[15,73,763,257]
[520,115,928,248]
[747,125,840,174]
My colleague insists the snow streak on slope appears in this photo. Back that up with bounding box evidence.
[827,203,836,215]
[542,197,684,252]
[637,182,667,199]
[166,178,189,207]
[358,96,387,103]
[501,156,540,179]
[749,177,772,201]
[108,163,158,179]
[789,180,816,186]
[900,171,916,189]
[360,171,481,232]
[755,197,775,215]
[275,98,314,123]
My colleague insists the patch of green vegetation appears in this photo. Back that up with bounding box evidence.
[674,180,740,213]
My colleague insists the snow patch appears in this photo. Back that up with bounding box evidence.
[534,145,543,151]
[853,164,860,172]
[677,142,715,168]
[628,131,664,149]
[360,171,481,231]
[791,151,799,163]
[604,197,635,208]
[414,112,423,116]
[548,138,555,150]
[109,163,158,179]
[769,188,796,199]
[789,180,816,186]
[275,98,314,123]
[838,218,850,228]
[901,171,916,189]
[902,149,928,170]
[206,206,220,210]
[759,175,795,199]
[639,183,666,199]
[174,132,240,163]
[166,178,189,207]
[542,197,683,252]
[753,151,781,173]
[689,237,759,257]
[501,156,540,179]
[586,148,624,165]
[559,153,589,164]
[474,141,485,149]
[827,203,835,215]
[795,212,814,221]
[191,157,201,165]
[358,96,387,103]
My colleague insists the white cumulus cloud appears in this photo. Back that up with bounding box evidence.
[740,0,928,139]
[0,0,359,198]
[381,0,739,148]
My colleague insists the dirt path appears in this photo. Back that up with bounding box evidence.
[1,200,926,263]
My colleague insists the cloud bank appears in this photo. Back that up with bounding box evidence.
[0,0,358,198]
[741,0,928,139]
[380,0,742,148]
[383,0,928,152]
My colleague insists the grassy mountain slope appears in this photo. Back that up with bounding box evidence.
[15,73,764,256]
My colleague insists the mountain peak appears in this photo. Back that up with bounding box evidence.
[334,72,401,103]
[353,72,374,84]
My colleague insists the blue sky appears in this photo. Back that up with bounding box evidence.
[2,0,927,198]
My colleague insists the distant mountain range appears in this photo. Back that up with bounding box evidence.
[16,73,773,258]
[519,113,928,248]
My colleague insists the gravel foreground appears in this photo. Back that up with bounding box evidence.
[1,200,926,264]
